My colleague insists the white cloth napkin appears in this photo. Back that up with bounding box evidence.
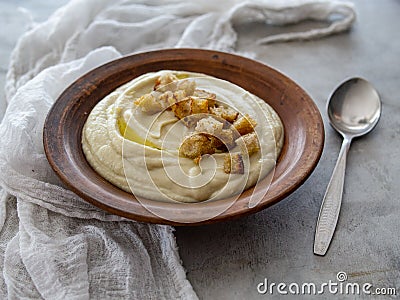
[0,0,355,298]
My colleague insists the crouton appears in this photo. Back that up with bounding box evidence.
[233,114,257,136]
[195,117,236,149]
[193,89,217,107]
[135,88,191,114]
[134,91,163,114]
[237,132,260,155]
[181,113,209,128]
[158,89,187,110]
[154,72,196,96]
[177,79,196,96]
[171,98,192,119]
[179,133,216,159]
[190,97,209,114]
[219,129,236,149]
[158,91,174,108]
[154,72,178,92]
[209,106,239,123]
[195,117,224,135]
[173,90,187,103]
[172,96,209,119]
[224,153,244,174]
[209,136,223,149]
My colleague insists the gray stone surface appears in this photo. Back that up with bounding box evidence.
[1,1,399,299]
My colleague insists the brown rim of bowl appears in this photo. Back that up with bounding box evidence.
[43,48,325,226]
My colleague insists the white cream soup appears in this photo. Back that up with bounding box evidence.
[82,70,283,203]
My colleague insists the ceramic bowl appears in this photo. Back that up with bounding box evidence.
[43,49,324,225]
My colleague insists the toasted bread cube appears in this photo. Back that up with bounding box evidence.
[136,88,190,114]
[224,153,244,174]
[233,114,257,136]
[134,92,163,114]
[154,72,178,92]
[160,90,187,110]
[195,116,224,134]
[204,128,235,150]
[171,98,191,119]
[219,129,236,149]
[195,117,236,149]
[158,91,174,109]
[193,89,216,100]
[179,133,216,159]
[155,73,196,95]
[171,96,209,119]
[173,90,187,102]
[238,132,260,155]
[210,106,239,123]
[193,89,217,107]
[177,79,196,96]
[209,136,223,148]
[181,113,208,128]
[190,97,209,114]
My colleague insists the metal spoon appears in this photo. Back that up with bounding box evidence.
[314,77,381,256]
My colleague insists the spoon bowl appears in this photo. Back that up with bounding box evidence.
[314,77,381,256]
[327,78,381,138]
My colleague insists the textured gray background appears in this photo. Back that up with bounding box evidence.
[1,1,399,299]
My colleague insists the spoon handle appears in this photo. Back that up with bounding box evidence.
[314,137,351,256]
